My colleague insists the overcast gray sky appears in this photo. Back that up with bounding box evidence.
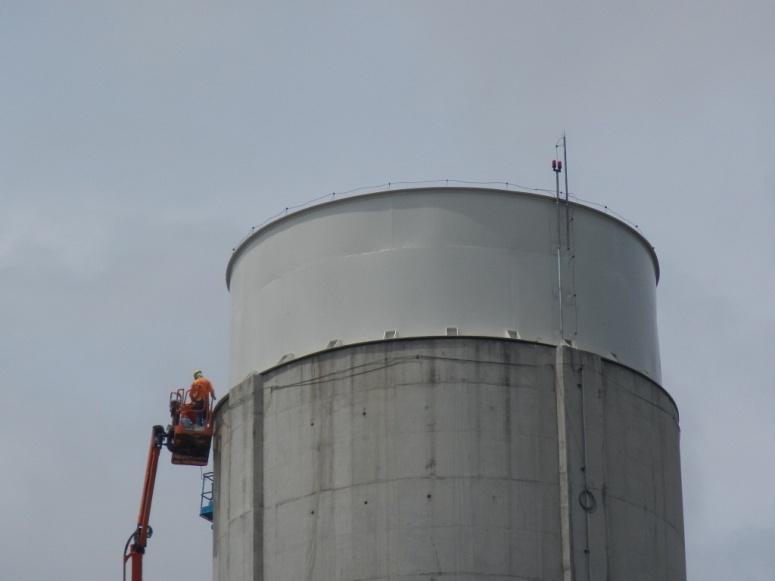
[1,1,773,579]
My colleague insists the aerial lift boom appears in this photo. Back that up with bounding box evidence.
[123,426,166,581]
[122,389,214,581]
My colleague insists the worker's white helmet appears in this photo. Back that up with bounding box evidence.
[193,370,203,379]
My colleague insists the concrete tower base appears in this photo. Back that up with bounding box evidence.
[213,338,685,581]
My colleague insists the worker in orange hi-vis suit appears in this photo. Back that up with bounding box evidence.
[190,370,216,425]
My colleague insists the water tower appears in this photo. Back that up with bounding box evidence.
[213,187,685,581]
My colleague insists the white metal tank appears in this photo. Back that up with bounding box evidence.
[214,187,685,581]
[226,187,661,382]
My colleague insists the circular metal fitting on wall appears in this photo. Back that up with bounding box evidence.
[579,489,598,513]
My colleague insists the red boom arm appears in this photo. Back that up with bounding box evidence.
[123,425,166,581]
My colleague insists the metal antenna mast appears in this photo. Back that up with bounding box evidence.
[552,152,564,340]
[562,133,571,250]
[563,133,569,204]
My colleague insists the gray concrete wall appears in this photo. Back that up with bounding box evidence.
[554,347,685,581]
[213,374,263,581]
[213,338,685,581]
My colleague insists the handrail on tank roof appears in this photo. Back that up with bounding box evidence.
[225,180,660,288]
